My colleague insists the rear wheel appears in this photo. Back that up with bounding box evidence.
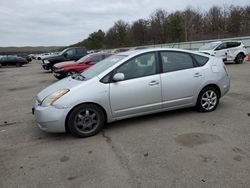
[235,53,245,64]
[196,87,219,112]
[67,104,105,138]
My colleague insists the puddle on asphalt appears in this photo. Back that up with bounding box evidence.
[175,132,222,148]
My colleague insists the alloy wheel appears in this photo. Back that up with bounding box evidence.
[201,90,217,111]
[74,109,100,134]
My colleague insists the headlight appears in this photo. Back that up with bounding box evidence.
[41,89,69,107]
[44,60,50,64]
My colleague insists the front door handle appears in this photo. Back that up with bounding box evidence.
[194,73,202,77]
[149,80,159,86]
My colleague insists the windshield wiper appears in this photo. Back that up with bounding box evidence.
[71,73,85,81]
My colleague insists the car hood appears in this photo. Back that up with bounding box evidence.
[41,54,54,60]
[43,54,63,61]
[198,50,213,55]
[36,77,82,102]
[54,61,77,68]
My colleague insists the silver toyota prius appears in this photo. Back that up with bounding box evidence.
[33,48,230,137]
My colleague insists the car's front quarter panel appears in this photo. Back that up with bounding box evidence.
[54,77,113,122]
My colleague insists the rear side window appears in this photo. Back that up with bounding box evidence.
[193,54,209,66]
[160,51,194,73]
[227,42,241,48]
[76,48,86,54]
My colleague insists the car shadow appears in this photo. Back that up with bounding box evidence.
[104,107,195,131]
[1,64,33,68]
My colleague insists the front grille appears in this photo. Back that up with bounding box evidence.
[52,66,58,72]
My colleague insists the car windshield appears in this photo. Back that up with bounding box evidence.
[59,49,68,55]
[199,43,220,50]
[76,54,91,63]
[80,55,127,80]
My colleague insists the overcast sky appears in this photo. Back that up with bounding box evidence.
[0,0,249,47]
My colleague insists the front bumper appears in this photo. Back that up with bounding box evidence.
[33,104,70,133]
[42,64,50,70]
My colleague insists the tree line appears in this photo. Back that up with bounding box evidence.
[72,5,250,50]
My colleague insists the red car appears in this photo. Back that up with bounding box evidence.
[52,52,113,79]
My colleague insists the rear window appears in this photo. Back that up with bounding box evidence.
[193,54,209,66]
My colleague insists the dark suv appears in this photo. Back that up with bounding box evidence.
[41,47,87,70]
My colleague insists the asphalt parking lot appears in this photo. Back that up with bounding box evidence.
[0,60,250,188]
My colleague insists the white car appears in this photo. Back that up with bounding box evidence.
[199,41,247,64]
[33,48,230,138]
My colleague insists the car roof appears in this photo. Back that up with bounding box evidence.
[117,48,203,56]
[209,40,241,44]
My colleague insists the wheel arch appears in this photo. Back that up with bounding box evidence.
[65,102,108,133]
[199,84,221,99]
[236,52,246,58]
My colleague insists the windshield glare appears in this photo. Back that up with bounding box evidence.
[199,43,220,50]
[77,54,91,63]
[81,55,127,79]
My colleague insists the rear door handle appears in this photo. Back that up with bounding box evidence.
[194,73,202,77]
[149,80,159,86]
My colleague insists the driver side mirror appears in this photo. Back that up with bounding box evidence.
[113,73,125,82]
[63,53,68,57]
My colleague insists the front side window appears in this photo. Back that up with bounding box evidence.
[66,49,75,56]
[160,51,194,73]
[215,43,227,50]
[115,52,157,80]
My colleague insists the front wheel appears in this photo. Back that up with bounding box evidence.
[54,74,65,80]
[235,53,245,64]
[196,87,219,112]
[67,70,77,77]
[67,104,105,138]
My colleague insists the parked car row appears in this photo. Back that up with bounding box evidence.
[33,48,230,138]
[52,52,113,79]
[41,47,87,70]
[0,55,28,67]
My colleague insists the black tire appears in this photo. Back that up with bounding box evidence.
[196,87,219,112]
[54,74,65,80]
[67,70,77,77]
[235,53,245,64]
[16,62,22,67]
[67,104,105,138]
